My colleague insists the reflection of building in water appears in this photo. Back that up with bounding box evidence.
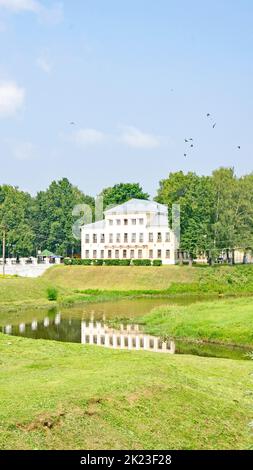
[81,321,175,354]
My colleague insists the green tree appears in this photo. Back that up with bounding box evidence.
[156,171,214,265]
[0,185,35,257]
[34,178,94,256]
[100,183,149,209]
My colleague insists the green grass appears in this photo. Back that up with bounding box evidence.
[0,333,252,450]
[1,264,253,311]
[141,297,253,347]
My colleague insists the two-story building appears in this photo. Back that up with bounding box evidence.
[81,198,176,265]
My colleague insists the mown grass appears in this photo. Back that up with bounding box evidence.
[1,264,253,311]
[141,297,253,347]
[0,333,252,450]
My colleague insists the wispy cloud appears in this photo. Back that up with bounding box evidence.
[70,128,106,146]
[0,0,63,24]
[0,81,25,117]
[12,141,37,161]
[36,56,52,74]
[119,126,161,149]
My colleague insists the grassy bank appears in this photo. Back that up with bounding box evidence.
[1,264,253,310]
[141,297,253,347]
[0,333,252,450]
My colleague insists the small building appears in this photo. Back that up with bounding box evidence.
[81,198,176,265]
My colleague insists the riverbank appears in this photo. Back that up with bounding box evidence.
[0,332,252,450]
[1,264,253,310]
[140,296,253,347]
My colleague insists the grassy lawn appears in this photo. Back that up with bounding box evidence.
[0,333,252,450]
[141,297,253,346]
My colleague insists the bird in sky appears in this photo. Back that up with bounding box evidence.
[189,138,193,141]
[237,146,241,150]
[190,144,194,148]
[207,113,210,117]
[184,153,187,157]
[184,139,188,143]
[70,122,76,125]
[213,123,216,129]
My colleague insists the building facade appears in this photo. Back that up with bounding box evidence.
[81,199,176,265]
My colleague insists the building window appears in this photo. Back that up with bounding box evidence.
[157,232,162,242]
[139,233,144,243]
[166,250,170,259]
[85,234,90,243]
[157,249,162,259]
[109,219,113,226]
[93,250,97,259]
[132,233,136,243]
[116,233,121,243]
[116,219,121,225]
[100,234,105,243]
[131,219,136,225]
[124,233,128,243]
[93,234,97,243]
[85,250,89,258]
[139,218,144,225]
[130,249,135,258]
[138,249,143,259]
[124,219,128,225]
[149,233,153,242]
[166,232,170,242]
[109,233,113,243]
[149,249,153,259]
[123,249,127,259]
[115,250,119,259]
[100,250,104,259]
[108,250,112,259]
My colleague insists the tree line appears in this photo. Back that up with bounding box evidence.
[0,168,253,262]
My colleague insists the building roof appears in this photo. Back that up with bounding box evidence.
[104,198,167,215]
[82,219,106,230]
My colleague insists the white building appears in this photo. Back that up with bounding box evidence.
[81,199,176,265]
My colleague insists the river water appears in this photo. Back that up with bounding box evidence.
[1,297,251,360]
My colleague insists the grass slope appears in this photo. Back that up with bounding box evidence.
[45,265,197,290]
[0,333,252,450]
[141,297,253,346]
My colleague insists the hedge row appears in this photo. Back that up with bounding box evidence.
[64,258,163,266]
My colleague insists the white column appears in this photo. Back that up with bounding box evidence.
[120,334,125,349]
[135,335,140,350]
[128,335,132,350]
[113,334,118,348]
[143,335,149,351]
[104,334,109,347]
[19,323,25,333]
[31,320,38,331]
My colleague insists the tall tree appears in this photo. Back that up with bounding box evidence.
[0,185,35,257]
[100,183,149,210]
[156,171,214,264]
[34,178,94,256]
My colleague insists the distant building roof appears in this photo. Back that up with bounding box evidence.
[82,219,106,230]
[104,198,167,215]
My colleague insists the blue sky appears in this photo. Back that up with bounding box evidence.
[0,0,252,197]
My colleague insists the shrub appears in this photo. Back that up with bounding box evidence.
[93,259,104,266]
[132,259,152,266]
[103,259,131,266]
[47,287,58,301]
[71,259,92,266]
[153,260,163,266]
[64,258,72,265]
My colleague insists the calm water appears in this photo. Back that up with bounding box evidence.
[1,297,251,360]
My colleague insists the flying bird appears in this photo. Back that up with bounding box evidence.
[206,113,210,117]
[189,138,193,141]
[184,153,187,157]
[237,146,241,150]
[70,122,76,125]
[190,144,194,148]
[213,123,216,129]
[184,139,188,143]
